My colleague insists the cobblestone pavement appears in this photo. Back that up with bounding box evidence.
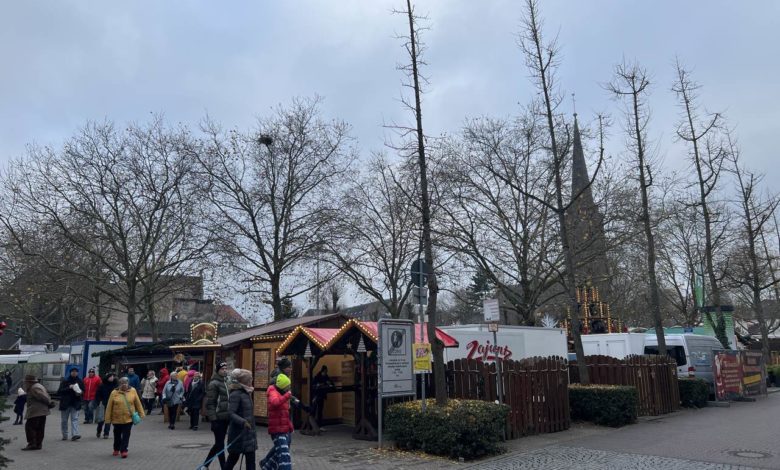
[2,392,777,469]
[464,446,761,470]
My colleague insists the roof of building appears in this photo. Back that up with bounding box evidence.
[217,313,348,348]
[122,321,246,340]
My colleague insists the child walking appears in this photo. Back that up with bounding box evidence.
[13,387,26,425]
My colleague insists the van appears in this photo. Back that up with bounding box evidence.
[579,333,646,359]
[644,334,724,394]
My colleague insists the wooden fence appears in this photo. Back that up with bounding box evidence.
[446,357,570,439]
[568,355,680,416]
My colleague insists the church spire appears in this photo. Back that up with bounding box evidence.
[571,114,594,206]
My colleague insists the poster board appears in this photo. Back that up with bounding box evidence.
[378,319,415,397]
[253,349,272,417]
[713,350,743,401]
[741,351,767,397]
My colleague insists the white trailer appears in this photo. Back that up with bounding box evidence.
[439,324,568,363]
[579,333,646,359]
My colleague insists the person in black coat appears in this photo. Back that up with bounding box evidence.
[185,372,206,430]
[224,369,257,470]
[94,373,117,439]
[13,388,26,424]
[58,367,84,441]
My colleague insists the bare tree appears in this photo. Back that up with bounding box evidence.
[197,97,354,321]
[1,118,207,346]
[516,0,607,383]
[727,137,779,363]
[672,62,731,348]
[656,200,705,327]
[606,61,667,355]
[391,0,446,403]
[327,156,417,318]
[438,114,562,325]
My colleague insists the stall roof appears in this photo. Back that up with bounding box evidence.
[277,319,459,356]
[218,313,348,348]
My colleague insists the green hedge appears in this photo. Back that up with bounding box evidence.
[678,378,708,408]
[385,399,509,460]
[569,385,637,427]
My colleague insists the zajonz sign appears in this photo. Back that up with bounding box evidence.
[466,339,513,362]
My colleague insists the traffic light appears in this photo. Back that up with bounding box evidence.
[0,321,7,336]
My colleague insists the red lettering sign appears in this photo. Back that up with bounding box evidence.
[465,340,513,362]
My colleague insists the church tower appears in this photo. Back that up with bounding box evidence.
[565,114,613,331]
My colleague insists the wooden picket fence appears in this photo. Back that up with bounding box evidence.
[568,355,680,416]
[446,357,570,439]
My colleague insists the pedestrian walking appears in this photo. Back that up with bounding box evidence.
[162,372,185,429]
[124,367,141,394]
[104,376,145,459]
[177,365,189,383]
[259,373,293,470]
[4,371,12,395]
[201,361,231,470]
[95,372,118,439]
[58,367,84,441]
[156,367,170,415]
[13,387,26,425]
[21,375,52,451]
[186,371,206,430]
[184,367,197,392]
[140,370,158,415]
[82,368,102,424]
[224,369,257,470]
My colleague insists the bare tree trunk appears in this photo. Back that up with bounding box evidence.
[404,0,446,405]
[607,62,667,355]
[673,62,729,349]
[521,0,589,383]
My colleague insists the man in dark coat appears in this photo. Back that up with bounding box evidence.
[58,367,84,441]
[185,371,206,430]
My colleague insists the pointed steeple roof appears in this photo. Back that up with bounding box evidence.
[571,114,592,202]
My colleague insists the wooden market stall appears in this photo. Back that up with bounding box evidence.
[276,319,459,440]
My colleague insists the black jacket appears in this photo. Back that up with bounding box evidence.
[57,376,85,410]
[226,386,257,454]
[96,379,118,407]
[186,380,205,409]
[205,374,231,421]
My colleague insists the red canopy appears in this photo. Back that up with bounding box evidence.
[359,322,459,348]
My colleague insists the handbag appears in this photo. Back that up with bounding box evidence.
[121,392,142,425]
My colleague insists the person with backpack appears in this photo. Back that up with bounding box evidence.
[224,369,257,470]
[162,372,185,430]
[202,361,230,470]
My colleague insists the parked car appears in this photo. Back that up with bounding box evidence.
[644,334,724,395]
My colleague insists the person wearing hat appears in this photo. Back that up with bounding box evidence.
[22,375,52,450]
[224,368,257,470]
[13,387,27,424]
[58,367,85,441]
[202,361,231,469]
[95,372,118,439]
[104,376,145,458]
[269,357,292,387]
[82,368,102,424]
[259,373,294,470]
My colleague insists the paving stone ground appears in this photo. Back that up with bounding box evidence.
[2,391,777,469]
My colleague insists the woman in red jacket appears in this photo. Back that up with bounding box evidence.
[156,368,169,415]
[82,368,102,424]
[259,373,293,470]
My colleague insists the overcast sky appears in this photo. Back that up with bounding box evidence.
[2,1,778,318]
